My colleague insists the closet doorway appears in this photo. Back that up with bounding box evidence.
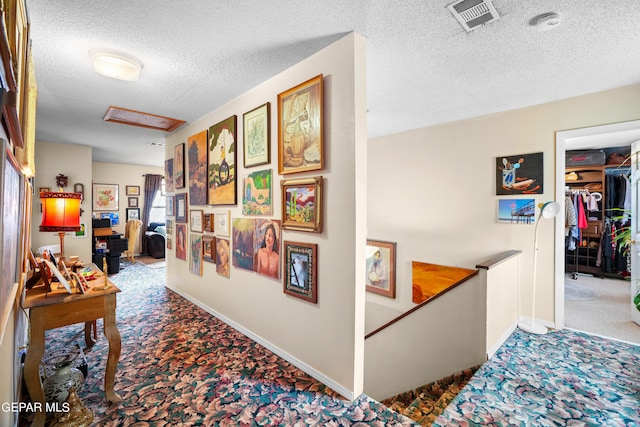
[555,120,640,344]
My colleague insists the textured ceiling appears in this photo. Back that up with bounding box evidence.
[26,0,640,167]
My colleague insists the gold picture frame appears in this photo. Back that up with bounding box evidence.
[281,176,323,233]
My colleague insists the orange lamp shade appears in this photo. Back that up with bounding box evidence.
[39,192,82,231]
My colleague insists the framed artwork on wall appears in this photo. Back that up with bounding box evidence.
[216,238,230,278]
[190,209,204,233]
[365,239,396,298]
[92,183,118,211]
[216,210,230,237]
[189,233,203,276]
[175,223,187,260]
[243,102,270,168]
[126,208,140,221]
[175,193,188,223]
[187,129,208,205]
[497,198,536,224]
[278,74,324,175]
[203,213,215,232]
[496,152,543,195]
[281,176,323,233]
[165,158,175,193]
[125,185,140,196]
[174,143,185,189]
[242,168,272,216]
[208,115,237,205]
[202,235,216,263]
[166,195,175,216]
[283,241,318,304]
[128,197,138,208]
[254,219,281,280]
[232,218,254,272]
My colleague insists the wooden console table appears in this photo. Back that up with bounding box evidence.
[23,281,122,427]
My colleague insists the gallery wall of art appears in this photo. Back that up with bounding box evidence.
[164,33,368,398]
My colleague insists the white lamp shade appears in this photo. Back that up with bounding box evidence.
[539,201,560,219]
[89,49,143,81]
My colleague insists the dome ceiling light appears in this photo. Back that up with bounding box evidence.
[89,48,144,81]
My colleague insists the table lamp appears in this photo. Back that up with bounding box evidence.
[39,191,82,262]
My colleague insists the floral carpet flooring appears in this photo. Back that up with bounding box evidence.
[434,328,640,426]
[26,263,416,426]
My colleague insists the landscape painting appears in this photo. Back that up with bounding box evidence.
[242,169,272,215]
[188,130,208,205]
[232,218,254,272]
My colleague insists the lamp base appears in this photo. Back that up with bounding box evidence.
[518,320,547,335]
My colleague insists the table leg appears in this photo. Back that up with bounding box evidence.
[84,321,96,348]
[103,294,122,404]
[24,309,46,427]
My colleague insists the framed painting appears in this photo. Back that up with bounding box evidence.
[242,168,272,215]
[243,102,270,168]
[281,176,323,233]
[496,152,543,195]
[73,223,87,238]
[208,116,237,205]
[126,185,140,196]
[175,193,188,223]
[190,209,204,233]
[232,218,255,272]
[92,183,119,211]
[189,233,203,276]
[166,219,174,235]
[126,208,140,221]
[202,235,216,263]
[101,212,119,226]
[165,158,175,193]
[497,198,536,224]
[216,210,230,237]
[174,143,185,189]
[254,219,281,279]
[278,74,324,174]
[166,195,175,216]
[283,241,318,304]
[128,197,138,207]
[216,238,230,278]
[175,223,187,260]
[203,213,215,232]
[365,239,396,298]
[187,129,208,205]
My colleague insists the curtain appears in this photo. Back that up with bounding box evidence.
[141,174,163,254]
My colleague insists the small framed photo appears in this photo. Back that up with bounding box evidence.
[93,183,119,211]
[216,210,230,237]
[202,235,216,263]
[278,74,324,175]
[283,241,318,304]
[281,176,323,233]
[365,240,396,298]
[204,213,215,232]
[126,185,140,196]
[128,197,139,208]
[39,187,50,193]
[175,193,188,223]
[190,209,204,233]
[73,223,87,238]
[166,195,175,216]
[243,102,270,168]
[126,208,140,221]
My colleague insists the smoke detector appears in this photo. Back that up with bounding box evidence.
[447,0,500,32]
[532,12,562,32]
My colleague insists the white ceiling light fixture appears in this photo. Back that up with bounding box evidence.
[532,12,562,32]
[89,48,144,81]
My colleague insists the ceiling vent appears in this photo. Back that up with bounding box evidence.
[447,0,500,32]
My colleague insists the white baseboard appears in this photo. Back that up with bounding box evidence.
[165,284,355,401]
[487,322,517,359]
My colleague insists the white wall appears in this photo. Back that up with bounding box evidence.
[31,141,93,262]
[165,33,367,398]
[367,83,640,327]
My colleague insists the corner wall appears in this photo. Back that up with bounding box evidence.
[367,83,640,327]
[165,33,367,398]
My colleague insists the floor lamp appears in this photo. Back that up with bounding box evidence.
[518,201,561,335]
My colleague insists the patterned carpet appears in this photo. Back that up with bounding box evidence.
[434,328,640,426]
[23,263,415,426]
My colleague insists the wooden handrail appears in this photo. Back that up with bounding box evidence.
[365,269,478,340]
[475,250,521,270]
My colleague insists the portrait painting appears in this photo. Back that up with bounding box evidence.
[189,233,203,276]
[496,152,543,195]
[174,143,185,189]
[208,116,237,205]
[278,74,323,174]
[232,218,254,272]
[365,240,396,298]
[242,168,272,216]
[175,223,187,261]
[283,241,318,304]
[188,130,208,205]
[254,219,281,280]
[216,238,230,278]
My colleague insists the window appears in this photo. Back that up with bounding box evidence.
[148,180,166,224]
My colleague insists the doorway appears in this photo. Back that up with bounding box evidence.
[555,119,640,343]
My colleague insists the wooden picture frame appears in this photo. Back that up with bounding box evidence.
[365,239,396,298]
[203,213,215,232]
[187,129,208,205]
[202,235,216,263]
[283,241,318,304]
[175,223,187,260]
[278,74,324,175]
[126,208,140,221]
[166,195,175,216]
[125,185,140,196]
[174,142,185,189]
[164,158,175,193]
[243,102,270,168]
[175,193,188,223]
[128,197,138,207]
[39,187,50,193]
[216,210,230,237]
[92,183,119,211]
[281,176,323,233]
[190,209,204,233]
[207,116,237,205]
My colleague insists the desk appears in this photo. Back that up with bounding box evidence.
[23,281,122,427]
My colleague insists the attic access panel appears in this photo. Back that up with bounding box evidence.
[447,0,500,32]
[102,106,185,132]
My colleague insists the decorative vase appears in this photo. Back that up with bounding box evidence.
[43,355,85,404]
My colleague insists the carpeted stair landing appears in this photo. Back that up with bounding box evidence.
[382,366,479,426]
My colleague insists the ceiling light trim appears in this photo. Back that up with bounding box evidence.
[89,48,144,81]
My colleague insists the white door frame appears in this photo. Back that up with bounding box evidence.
[555,119,640,329]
